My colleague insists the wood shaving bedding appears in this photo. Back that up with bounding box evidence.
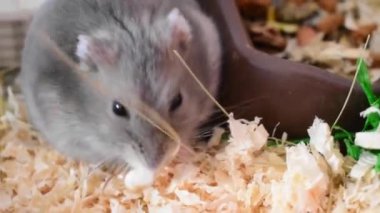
[1,88,380,212]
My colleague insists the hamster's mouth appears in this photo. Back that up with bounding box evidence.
[120,142,196,192]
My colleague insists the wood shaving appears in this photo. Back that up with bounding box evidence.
[0,88,380,212]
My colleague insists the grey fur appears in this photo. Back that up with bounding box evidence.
[20,0,221,172]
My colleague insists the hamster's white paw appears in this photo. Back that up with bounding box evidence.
[124,168,155,191]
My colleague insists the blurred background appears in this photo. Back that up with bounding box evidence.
[1,0,45,13]
[0,0,44,68]
[2,0,380,80]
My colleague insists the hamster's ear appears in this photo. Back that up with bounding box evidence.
[76,34,120,69]
[167,8,192,50]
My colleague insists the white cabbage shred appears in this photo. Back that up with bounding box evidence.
[308,117,344,175]
[349,151,377,179]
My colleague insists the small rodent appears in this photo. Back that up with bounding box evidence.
[20,0,221,189]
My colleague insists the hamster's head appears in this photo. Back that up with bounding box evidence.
[74,8,219,189]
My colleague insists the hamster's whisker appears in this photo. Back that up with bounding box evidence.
[121,164,132,175]
[201,120,228,131]
[203,96,268,125]
[89,158,126,173]
[101,175,115,192]
[173,50,229,117]
[114,162,129,175]
[193,97,270,136]
[215,96,268,113]
[192,133,214,139]
[109,158,128,174]
[196,121,228,136]
[195,127,225,138]
[197,128,213,135]
[195,129,214,138]
[106,162,119,174]
[197,128,214,135]
[86,158,121,190]
[101,161,130,192]
[87,158,114,177]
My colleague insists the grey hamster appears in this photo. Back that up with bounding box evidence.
[19,0,221,189]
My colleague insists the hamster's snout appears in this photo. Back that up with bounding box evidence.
[122,134,179,191]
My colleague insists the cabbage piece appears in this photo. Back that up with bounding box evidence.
[349,151,377,179]
[308,117,344,175]
[355,132,380,149]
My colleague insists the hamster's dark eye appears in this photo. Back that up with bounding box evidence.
[112,101,129,118]
[170,93,183,112]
